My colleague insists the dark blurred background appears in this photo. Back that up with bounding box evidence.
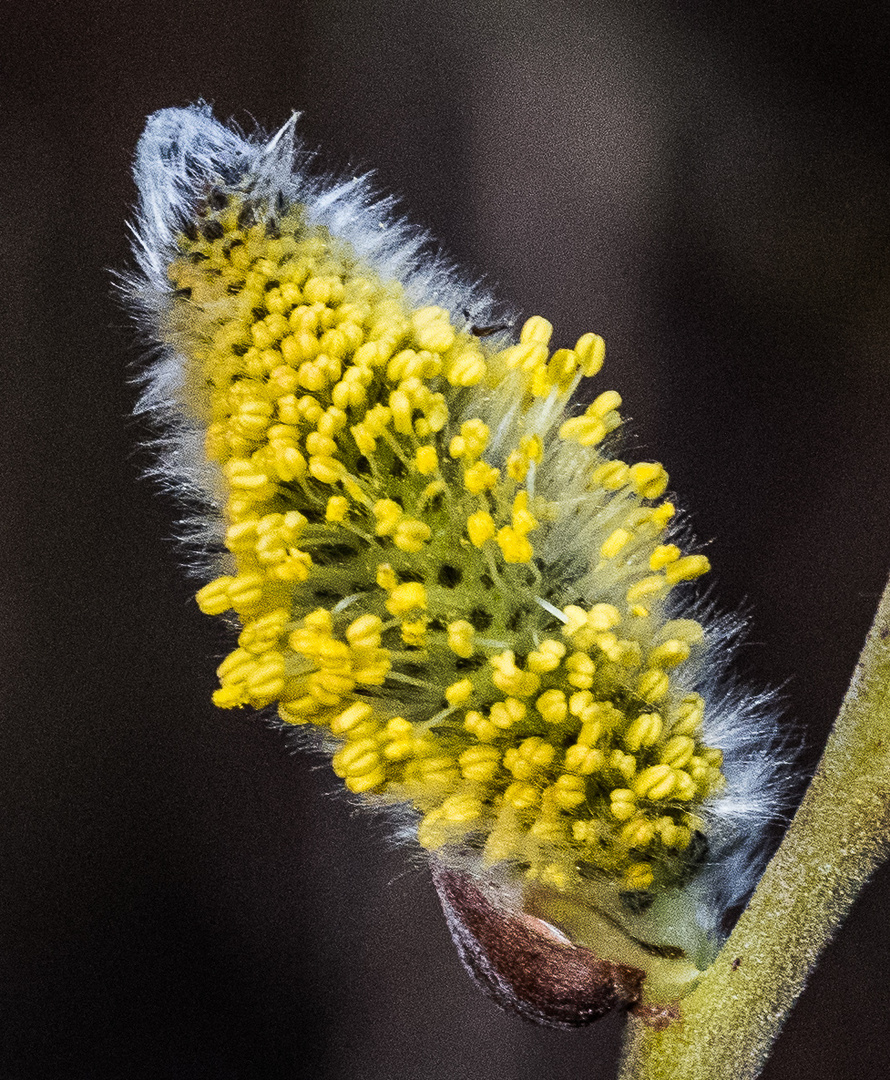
[3,2,890,1078]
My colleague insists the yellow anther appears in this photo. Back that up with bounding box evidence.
[610,749,638,782]
[224,459,271,490]
[196,576,235,615]
[373,501,404,540]
[463,460,500,494]
[277,692,319,725]
[448,434,466,458]
[529,362,557,398]
[447,620,475,659]
[332,375,367,410]
[601,528,633,560]
[551,774,587,810]
[317,328,350,360]
[637,668,670,703]
[673,694,705,735]
[610,789,637,821]
[648,639,691,669]
[297,395,325,425]
[506,449,529,481]
[442,792,486,829]
[318,638,352,667]
[490,697,527,729]
[672,771,697,801]
[386,581,428,616]
[445,679,474,706]
[317,406,348,437]
[467,510,496,547]
[564,743,605,774]
[456,419,490,459]
[519,315,553,345]
[216,646,255,683]
[527,639,566,674]
[561,606,589,636]
[276,394,302,426]
[649,544,681,570]
[547,348,579,392]
[330,738,378,781]
[628,462,669,499]
[269,549,313,583]
[389,389,414,434]
[592,460,630,491]
[376,563,398,591]
[626,576,666,605]
[302,275,341,304]
[660,735,695,769]
[565,651,596,688]
[401,619,427,647]
[330,701,375,735]
[574,332,606,376]
[634,764,677,801]
[496,525,534,564]
[569,690,594,721]
[411,306,456,352]
[587,604,622,631]
[309,667,355,703]
[522,435,543,463]
[505,782,539,810]
[559,415,608,447]
[325,495,349,523]
[490,652,540,698]
[343,767,387,796]
[510,490,538,534]
[651,501,676,529]
[464,710,499,742]
[624,713,663,753]
[350,423,377,459]
[657,817,691,850]
[459,745,501,782]
[501,341,548,372]
[308,455,345,484]
[415,445,438,475]
[269,364,300,395]
[450,348,489,387]
[536,688,568,724]
[393,518,432,553]
[226,573,265,611]
[588,390,622,418]
[621,816,656,848]
[213,684,247,708]
[665,554,711,584]
[235,397,274,435]
[238,609,290,654]
[383,716,413,739]
[406,753,458,788]
[504,737,555,780]
[385,349,417,382]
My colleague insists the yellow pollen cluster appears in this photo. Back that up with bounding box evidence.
[167,185,720,897]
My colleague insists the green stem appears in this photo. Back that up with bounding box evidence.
[619,574,890,1080]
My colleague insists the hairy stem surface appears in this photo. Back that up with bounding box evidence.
[619,575,890,1080]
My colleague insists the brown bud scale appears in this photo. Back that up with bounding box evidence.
[432,863,646,1028]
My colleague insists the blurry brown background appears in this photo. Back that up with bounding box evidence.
[3,2,890,1078]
